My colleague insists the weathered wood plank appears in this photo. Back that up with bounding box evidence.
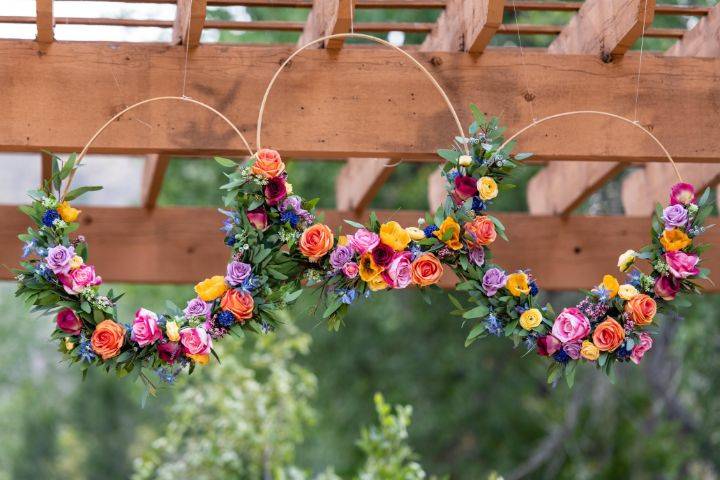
[422,0,505,53]
[298,0,354,49]
[35,0,54,44]
[335,158,396,215]
[3,41,720,162]
[40,152,53,188]
[666,3,720,57]
[141,154,171,210]
[173,0,208,47]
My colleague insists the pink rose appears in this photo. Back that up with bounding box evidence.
[630,332,653,364]
[131,308,163,347]
[58,264,102,295]
[348,229,380,254]
[342,261,359,279]
[179,326,212,356]
[551,307,590,343]
[665,251,700,279]
[669,182,695,206]
[56,308,82,335]
[382,251,413,289]
[654,275,680,301]
[247,208,269,231]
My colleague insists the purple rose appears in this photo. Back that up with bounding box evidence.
[280,196,303,212]
[468,248,485,267]
[562,340,582,360]
[329,245,354,270]
[662,204,688,229]
[226,261,252,286]
[45,244,75,275]
[482,268,507,296]
[184,297,212,320]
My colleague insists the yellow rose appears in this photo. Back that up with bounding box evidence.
[660,228,691,252]
[64,338,75,351]
[405,227,425,241]
[285,182,293,194]
[458,155,473,167]
[338,235,349,246]
[69,255,84,270]
[380,221,411,251]
[57,201,81,223]
[477,177,498,201]
[519,308,542,330]
[618,284,639,301]
[601,274,619,299]
[506,272,530,297]
[165,320,180,342]
[433,217,462,250]
[617,249,636,272]
[580,341,600,361]
[187,353,209,365]
[194,275,228,302]
[367,275,388,291]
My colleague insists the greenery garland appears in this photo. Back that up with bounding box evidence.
[14,106,711,390]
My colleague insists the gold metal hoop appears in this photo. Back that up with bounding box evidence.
[498,110,683,182]
[61,96,254,200]
[256,32,469,156]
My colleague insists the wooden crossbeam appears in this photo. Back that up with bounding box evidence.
[173,0,208,48]
[4,41,720,163]
[335,158,396,215]
[3,206,716,290]
[422,0,505,53]
[35,0,54,44]
[298,0,355,49]
[141,154,171,210]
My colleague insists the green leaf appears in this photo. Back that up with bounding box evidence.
[469,104,486,125]
[462,304,489,319]
[344,219,366,229]
[437,149,461,163]
[59,154,76,180]
[283,289,303,303]
[464,323,486,347]
[214,156,237,168]
[64,185,103,201]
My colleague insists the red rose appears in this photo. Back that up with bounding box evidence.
[536,335,561,356]
[57,308,82,335]
[157,340,182,364]
[371,243,395,268]
[264,177,287,206]
[247,208,268,230]
[453,175,478,204]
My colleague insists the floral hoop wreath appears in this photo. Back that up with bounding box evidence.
[15,37,712,390]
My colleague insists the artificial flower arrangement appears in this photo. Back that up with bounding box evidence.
[15,105,711,390]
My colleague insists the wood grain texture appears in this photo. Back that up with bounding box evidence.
[173,0,207,47]
[666,3,720,57]
[141,154,171,210]
[335,158,396,215]
[2,206,716,290]
[35,0,54,44]
[421,0,504,53]
[40,152,53,189]
[4,41,720,162]
[298,0,354,49]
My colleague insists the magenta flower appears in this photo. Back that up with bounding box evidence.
[58,264,101,295]
[670,182,695,206]
[630,332,653,364]
[665,251,700,279]
[179,326,212,355]
[383,251,413,289]
[654,275,680,301]
[536,335,561,356]
[348,229,380,254]
[131,308,163,347]
[157,341,182,364]
[264,177,287,206]
[551,307,590,343]
[56,308,82,335]
[247,208,268,231]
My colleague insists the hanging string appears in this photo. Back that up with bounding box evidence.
[511,0,536,123]
[349,0,354,34]
[633,0,650,122]
[181,0,194,98]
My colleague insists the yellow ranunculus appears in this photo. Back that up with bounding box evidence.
[433,217,462,250]
[477,176,498,201]
[187,353,209,365]
[367,275,389,291]
[194,275,228,302]
[519,308,542,330]
[359,253,383,282]
[602,274,619,299]
[458,155,473,167]
[338,235,349,246]
[57,201,81,223]
[660,228,691,252]
[618,284,639,301]
[405,227,425,241]
[506,272,530,297]
[165,320,180,342]
[69,255,84,270]
[580,341,600,361]
[617,249,636,272]
[379,221,411,251]
[64,338,75,351]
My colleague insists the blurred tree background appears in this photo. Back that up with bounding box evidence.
[1,1,719,479]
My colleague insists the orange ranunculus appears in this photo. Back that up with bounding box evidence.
[434,217,462,250]
[379,221,411,251]
[411,253,444,287]
[660,228,691,252]
[625,293,657,326]
[57,201,81,223]
[463,215,497,248]
[592,317,625,352]
[299,223,334,261]
[221,289,254,322]
[91,319,126,360]
[251,148,286,178]
[359,252,383,282]
[194,275,229,302]
[367,275,389,291]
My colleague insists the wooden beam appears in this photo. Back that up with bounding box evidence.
[2,206,717,290]
[335,158,396,215]
[41,152,53,189]
[298,0,354,50]
[666,3,720,57]
[173,0,208,48]
[35,0,54,44]
[141,154,171,210]
[422,0,505,53]
[548,0,656,59]
[5,41,720,163]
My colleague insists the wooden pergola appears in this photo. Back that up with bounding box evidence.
[1,0,719,290]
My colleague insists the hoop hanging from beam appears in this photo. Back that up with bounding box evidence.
[255,32,469,156]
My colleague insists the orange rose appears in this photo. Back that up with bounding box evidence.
[660,228,691,252]
[251,148,285,178]
[463,216,497,248]
[221,289,254,322]
[592,316,625,352]
[299,223,334,261]
[91,319,126,360]
[625,293,657,326]
[411,253,444,287]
